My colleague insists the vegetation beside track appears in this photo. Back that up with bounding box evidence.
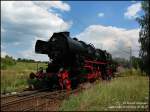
[60,69,149,111]
[1,61,47,94]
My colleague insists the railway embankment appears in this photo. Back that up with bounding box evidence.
[60,69,149,111]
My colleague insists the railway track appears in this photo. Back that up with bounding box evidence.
[1,94,18,105]
[1,89,49,105]
[1,88,81,111]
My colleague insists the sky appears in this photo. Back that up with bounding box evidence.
[1,1,143,61]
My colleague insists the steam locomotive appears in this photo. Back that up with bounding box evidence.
[28,32,116,91]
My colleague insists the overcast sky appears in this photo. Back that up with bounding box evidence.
[1,1,143,61]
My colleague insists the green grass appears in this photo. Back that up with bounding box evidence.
[60,70,149,111]
[1,62,47,94]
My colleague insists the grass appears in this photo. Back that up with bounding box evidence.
[1,62,47,94]
[60,69,149,111]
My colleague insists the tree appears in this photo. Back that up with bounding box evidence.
[136,1,150,75]
[131,56,142,69]
[113,57,130,68]
[17,58,22,61]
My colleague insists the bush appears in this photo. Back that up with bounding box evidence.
[1,55,16,69]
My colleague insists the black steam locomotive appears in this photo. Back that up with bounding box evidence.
[28,32,116,91]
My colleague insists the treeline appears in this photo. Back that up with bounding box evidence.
[113,57,130,68]
[17,58,44,63]
[114,56,143,70]
[1,55,143,71]
[1,55,48,69]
